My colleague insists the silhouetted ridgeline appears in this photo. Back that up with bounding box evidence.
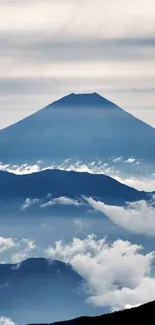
[28,300,155,324]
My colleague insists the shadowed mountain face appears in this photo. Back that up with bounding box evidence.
[0,169,148,204]
[0,258,104,325]
[0,93,155,163]
[28,300,155,325]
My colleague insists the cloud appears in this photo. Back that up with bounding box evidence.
[113,156,138,164]
[0,237,36,264]
[113,156,123,163]
[11,238,36,264]
[0,157,137,176]
[21,195,82,210]
[0,0,155,129]
[113,175,155,192]
[0,237,17,253]
[73,219,89,235]
[1,159,155,192]
[0,162,40,175]
[125,158,136,163]
[40,196,82,208]
[21,197,40,210]
[0,317,16,325]
[86,197,155,236]
[45,234,155,310]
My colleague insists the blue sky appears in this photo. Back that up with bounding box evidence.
[0,0,155,129]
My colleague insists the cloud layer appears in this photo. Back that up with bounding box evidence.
[45,234,155,310]
[87,197,155,236]
[0,0,155,128]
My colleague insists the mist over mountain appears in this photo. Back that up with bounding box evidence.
[0,93,154,163]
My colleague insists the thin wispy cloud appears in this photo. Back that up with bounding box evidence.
[21,197,40,210]
[21,196,82,210]
[40,197,82,208]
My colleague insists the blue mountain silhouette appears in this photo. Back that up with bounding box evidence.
[0,258,104,325]
[0,169,148,204]
[0,93,154,163]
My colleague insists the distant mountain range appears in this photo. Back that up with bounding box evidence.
[28,300,155,325]
[0,169,148,204]
[0,258,104,325]
[0,93,155,163]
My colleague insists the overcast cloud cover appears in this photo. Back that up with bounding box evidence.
[0,0,155,128]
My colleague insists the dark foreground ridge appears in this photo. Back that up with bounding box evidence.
[28,300,155,324]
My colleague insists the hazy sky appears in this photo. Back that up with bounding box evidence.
[0,0,155,129]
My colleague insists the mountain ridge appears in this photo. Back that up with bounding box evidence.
[0,168,148,203]
[27,300,155,325]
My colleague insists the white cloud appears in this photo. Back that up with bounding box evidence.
[113,157,123,163]
[41,196,82,208]
[113,175,155,192]
[21,195,82,210]
[0,163,40,175]
[45,234,155,310]
[11,238,36,264]
[125,158,136,163]
[87,197,155,236]
[0,237,36,264]
[113,156,138,164]
[0,317,16,325]
[0,237,17,253]
[21,197,40,210]
[0,158,131,177]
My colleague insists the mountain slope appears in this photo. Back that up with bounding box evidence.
[0,93,155,163]
[0,169,148,203]
[0,258,100,325]
[28,300,155,325]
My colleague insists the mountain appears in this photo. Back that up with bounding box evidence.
[0,93,155,163]
[0,258,103,325]
[27,300,155,325]
[0,169,148,204]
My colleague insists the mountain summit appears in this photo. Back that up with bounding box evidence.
[0,92,154,163]
[47,92,117,108]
